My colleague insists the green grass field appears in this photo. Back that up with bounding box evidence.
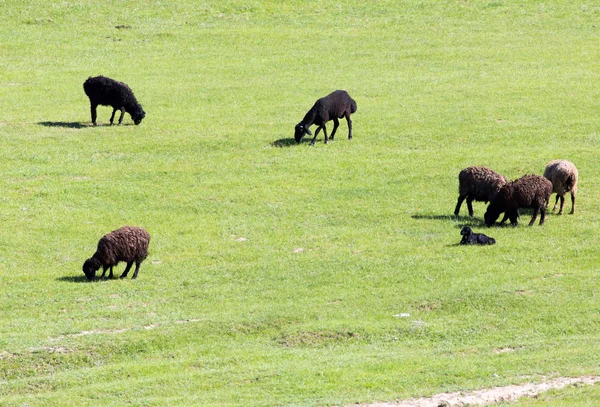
[1,1,600,405]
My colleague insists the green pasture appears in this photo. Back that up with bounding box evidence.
[1,0,600,405]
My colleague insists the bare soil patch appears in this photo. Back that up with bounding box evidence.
[357,376,600,406]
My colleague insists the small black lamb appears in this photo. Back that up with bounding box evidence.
[82,226,151,281]
[484,175,552,227]
[83,76,146,126]
[295,90,357,145]
[460,226,495,245]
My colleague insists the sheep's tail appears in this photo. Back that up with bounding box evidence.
[350,99,357,114]
[565,175,574,190]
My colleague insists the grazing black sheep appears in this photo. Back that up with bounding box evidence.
[82,226,150,281]
[295,90,357,145]
[460,226,496,245]
[83,76,146,126]
[484,175,552,226]
[454,166,507,217]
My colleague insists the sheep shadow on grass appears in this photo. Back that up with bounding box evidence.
[412,213,487,228]
[38,121,88,129]
[56,275,90,283]
[271,138,298,147]
[271,137,334,147]
[38,121,136,128]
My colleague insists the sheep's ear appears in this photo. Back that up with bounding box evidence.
[305,128,312,135]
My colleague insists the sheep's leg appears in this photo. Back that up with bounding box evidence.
[509,211,519,225]
[330,118,340,141]
[552,195,559,212]
[311,126,322,145]
[454,195,466,216]
[118,107,125,125]
[345,111,352,140]
[90,103,98,126]
[466,198,475,217]
[120,262,133,279]
[529,207,540,226]
[558,195,565,215]
[539,206,547,225]
[108,266,114,279]
[109,109,117,125]
[100,266,108,280]
[499,213,510,225]
[131,261,142,279]
[322,126,328,144]
[570,192,576,214]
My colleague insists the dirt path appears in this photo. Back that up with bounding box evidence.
[358,376,600,407]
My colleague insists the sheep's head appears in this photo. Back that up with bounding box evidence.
[484,205,501,226]
[82,258,101,281]
[294,124,312,143]
[460,226,472,236]
[132,106,146,125]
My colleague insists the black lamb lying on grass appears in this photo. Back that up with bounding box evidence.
[83,226,150,281]
[460,226,496,245]
[484,174,552,227]
[83,76,146,126]
[295,90,357,145]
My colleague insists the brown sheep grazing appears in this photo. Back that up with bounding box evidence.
[454,166,507,217]
[83,226,150,281]
[543,159,578,215]
[484,175,552,226]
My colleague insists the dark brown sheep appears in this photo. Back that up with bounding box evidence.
[454,166,507,217]
[295,90,357,145]
[83,76,145,126]
[484,175,552,226]
[82,226,150,281]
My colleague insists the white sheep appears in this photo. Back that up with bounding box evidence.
[543,159,578,215]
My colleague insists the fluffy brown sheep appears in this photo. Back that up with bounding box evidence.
[295,90,357,145]
[82,226,150,281]
[484,175,552,226]
[454,166,507,217]
[543,159,578,215]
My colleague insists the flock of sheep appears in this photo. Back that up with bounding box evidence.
[454,159,578,242]
[80,76,358,280]
[79,74,578,278]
